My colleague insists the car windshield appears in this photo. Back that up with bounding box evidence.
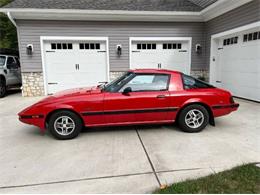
[102,72,134,92]
[0,56,6,66]
[182,74,215,89]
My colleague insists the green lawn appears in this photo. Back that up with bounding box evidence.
[155,164,260,194]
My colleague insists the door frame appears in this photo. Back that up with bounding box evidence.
[129,37,192,74]
[40,36,110,95]
[209,21,260,85]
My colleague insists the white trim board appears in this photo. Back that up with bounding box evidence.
[40,36,110,95]
[209,21,260,84]
[200,0,253,21]
[129,37,192,74]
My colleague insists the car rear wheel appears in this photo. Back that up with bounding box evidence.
[178,104,209,133]
[0,78,6,98]
[48,110,83,140]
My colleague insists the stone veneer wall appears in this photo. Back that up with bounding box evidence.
[21,72,45,97]
[109,71,126,81]
[191,70,209,82]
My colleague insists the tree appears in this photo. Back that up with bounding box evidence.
[0,0,18,49]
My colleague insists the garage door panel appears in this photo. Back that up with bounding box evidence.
[44,40,108,95]
[131,40,190,74]
[223,84,260,101]
[221,59,258,73]
[217,29,260,101]
[221,72,258,87]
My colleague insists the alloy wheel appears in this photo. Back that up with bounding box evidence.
[54,116,76,136]
[184,109,205,129]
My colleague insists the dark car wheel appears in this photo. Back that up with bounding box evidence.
[48,110,83,140]
[0,78,7,98]
[178,104,209,133]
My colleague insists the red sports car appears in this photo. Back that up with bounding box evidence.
[18,69,239,140]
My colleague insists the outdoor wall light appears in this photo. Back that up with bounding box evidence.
[117,44,122,56]
[195,44,202,54]
[26,44,33,55]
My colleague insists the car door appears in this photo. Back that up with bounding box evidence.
[103,73,171,125]
[6,56,20,85]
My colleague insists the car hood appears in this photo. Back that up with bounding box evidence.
[33,86,102,106]
[53,86,102,98]
[18,86,102,116]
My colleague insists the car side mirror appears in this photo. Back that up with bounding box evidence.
[122,87,132,95]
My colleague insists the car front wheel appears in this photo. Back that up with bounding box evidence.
[48,110,83,140]
[178,104,209,133]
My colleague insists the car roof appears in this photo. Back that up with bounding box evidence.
[129,69,181,74]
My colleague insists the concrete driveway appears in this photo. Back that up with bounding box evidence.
[0,92,259,193]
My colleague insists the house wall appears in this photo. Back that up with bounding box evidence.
[205,0,260,68]
[15,0,260,96]
[16,20,207,73]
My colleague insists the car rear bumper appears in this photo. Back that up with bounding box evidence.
[212,103,239,117]
[212,103,239,110]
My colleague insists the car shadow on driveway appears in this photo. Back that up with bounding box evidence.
[25,122,182,139]
[82,123,180,133]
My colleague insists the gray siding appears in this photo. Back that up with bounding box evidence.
[205,0,260,68]
[16,20,206,72]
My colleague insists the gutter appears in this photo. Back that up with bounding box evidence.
[7,12,17,27]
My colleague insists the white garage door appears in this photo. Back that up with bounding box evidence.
[44,40,108,94]
[131,39,190,74]
[216,28,260,101]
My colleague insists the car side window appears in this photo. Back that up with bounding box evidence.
[7,57,16,66]
[103,72,134,92]
[0,56,6,66]
[182,74,215,89]
[119,74,169,92]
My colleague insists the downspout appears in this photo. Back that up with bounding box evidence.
[7,11,17,27]
[6,11,23,93]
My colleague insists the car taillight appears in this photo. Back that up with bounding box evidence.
[230,96,235,103]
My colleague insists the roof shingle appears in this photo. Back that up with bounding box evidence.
[3,0,218,12]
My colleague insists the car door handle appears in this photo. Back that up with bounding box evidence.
[157,95,166,99]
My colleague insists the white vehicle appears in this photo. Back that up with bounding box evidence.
[0,54,22,98]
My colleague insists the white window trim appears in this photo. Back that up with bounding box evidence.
[209,21,260,85]
[40,36,110,96]
[129,37,192,75]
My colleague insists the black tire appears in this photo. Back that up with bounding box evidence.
[48,110,83,140]
[178,104,209,133]
[0,77,7,98]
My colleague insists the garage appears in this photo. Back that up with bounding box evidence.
[130,38,191,74]
[42,37,109,95]
[210,22,260,102]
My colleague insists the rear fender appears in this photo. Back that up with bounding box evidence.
[178,98,215,126]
